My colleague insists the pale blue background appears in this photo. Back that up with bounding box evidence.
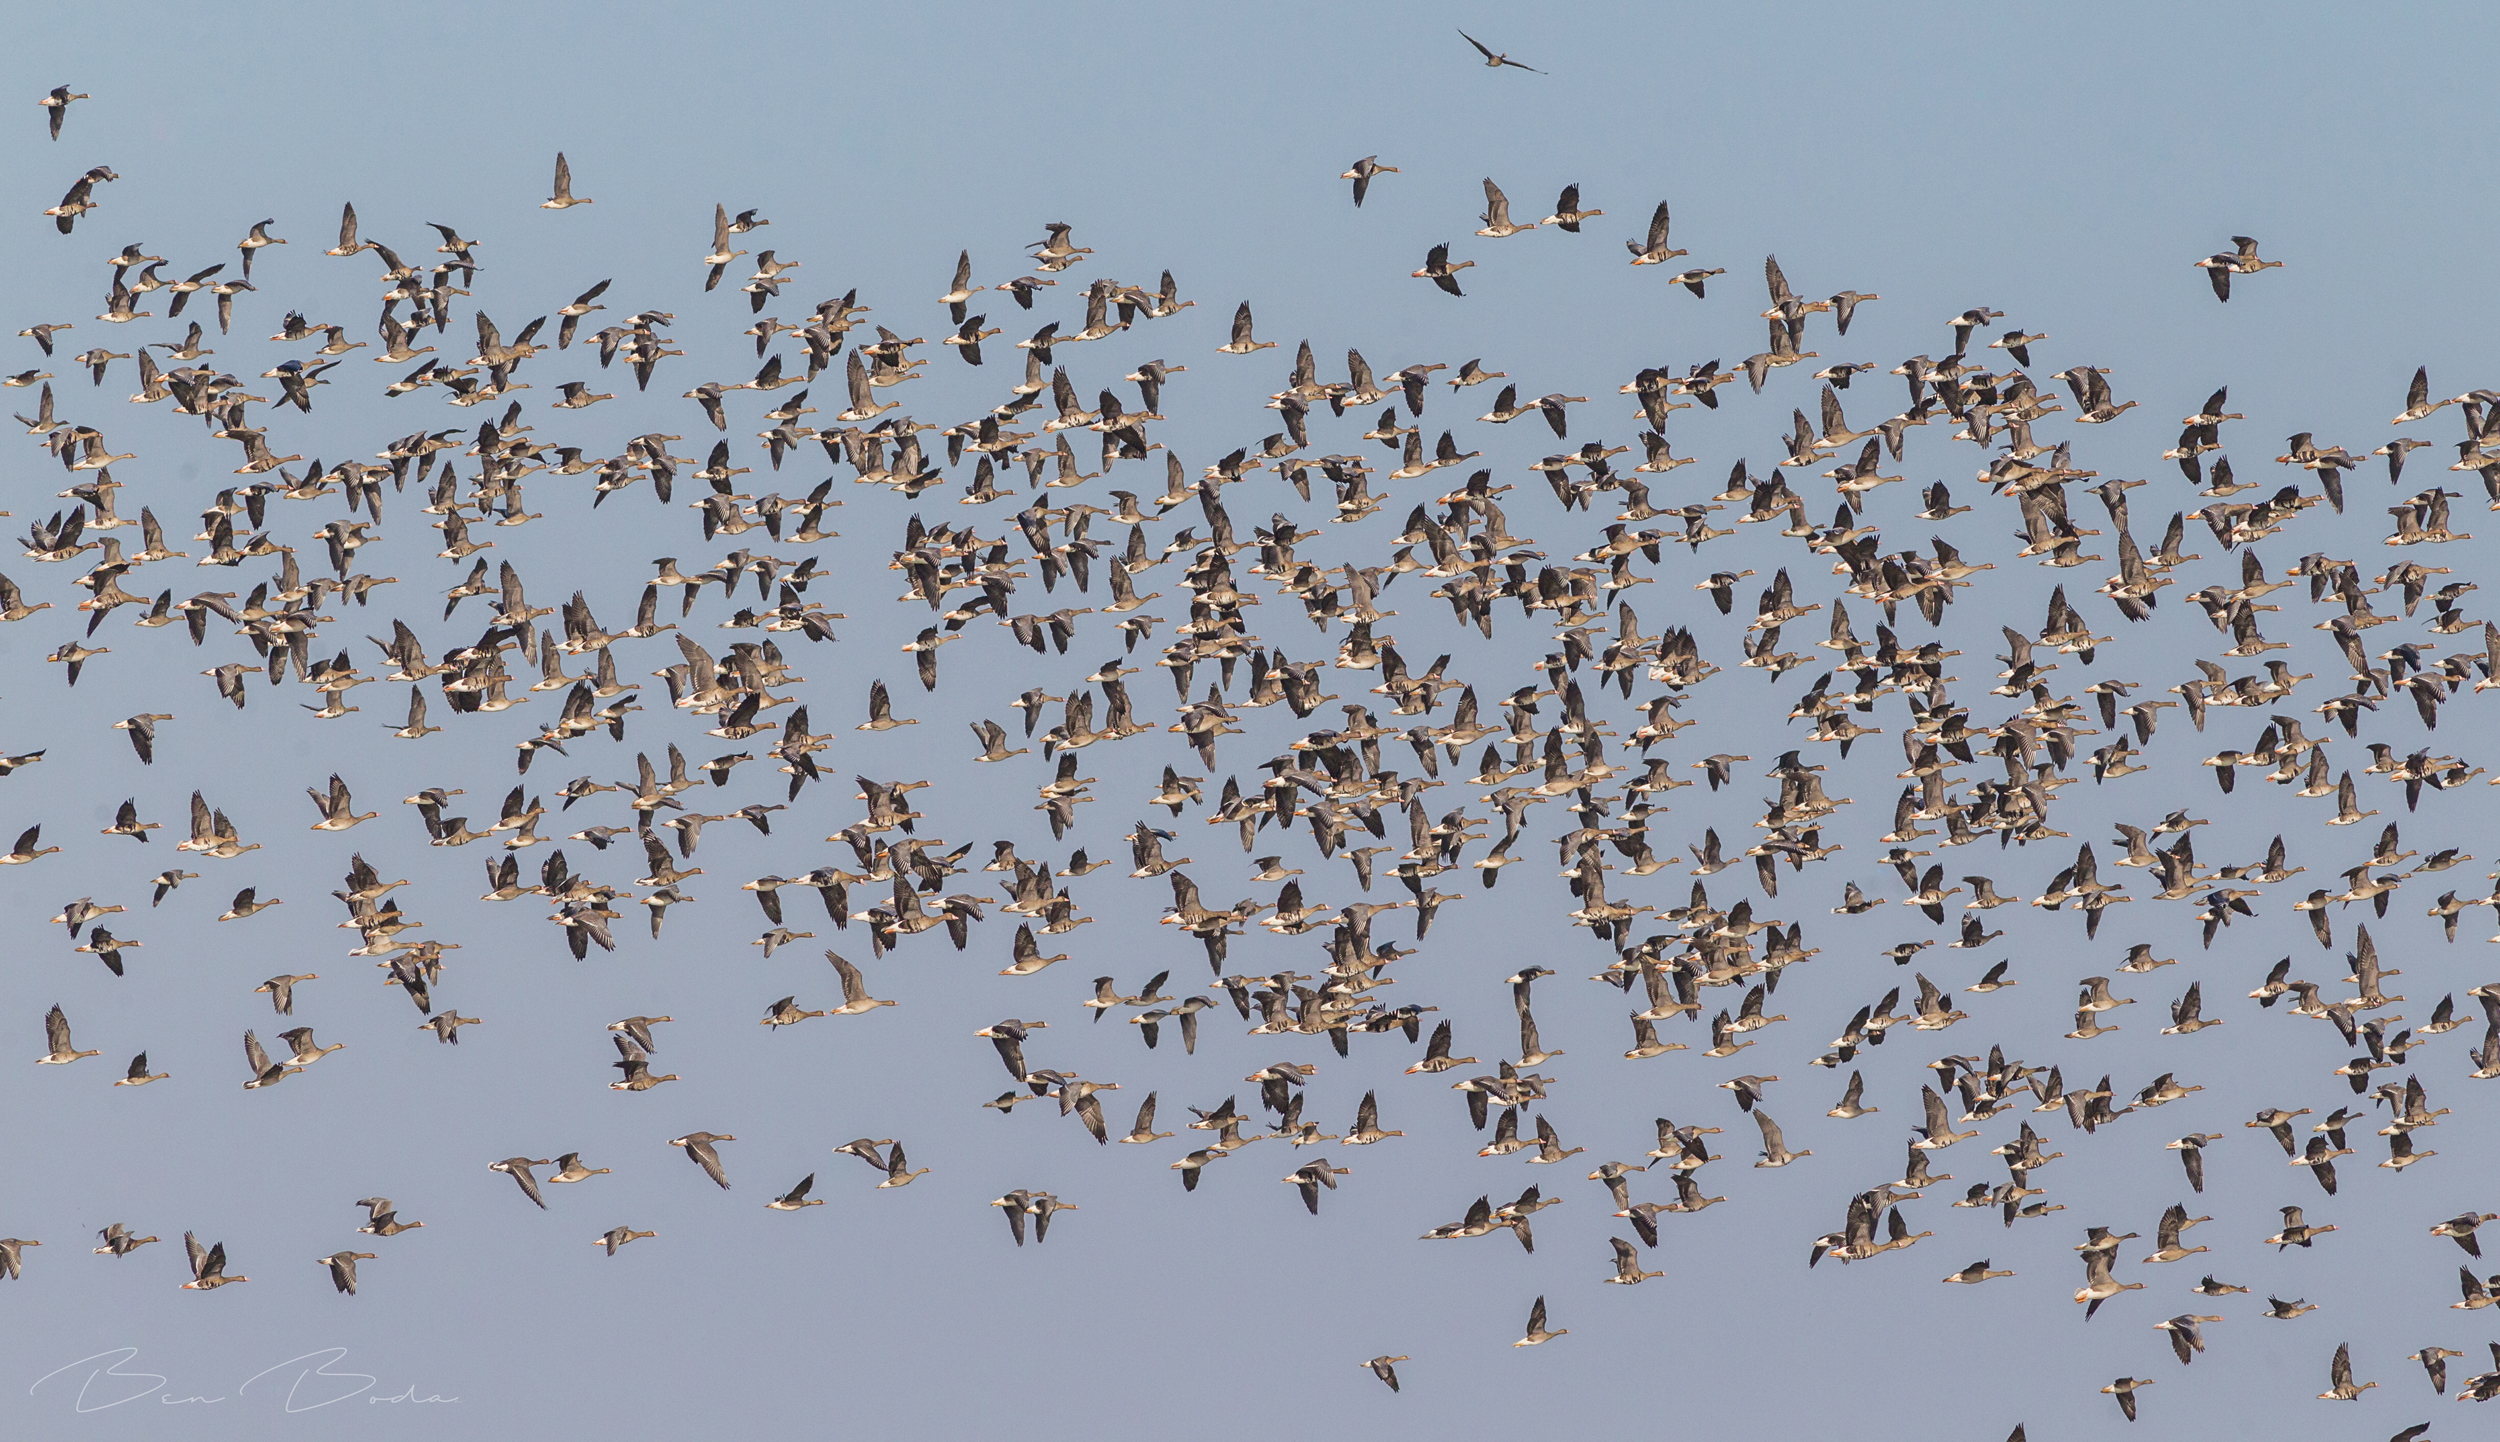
[1,4,2492,1438]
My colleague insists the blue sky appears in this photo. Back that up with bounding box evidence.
[3,4,2496,1437]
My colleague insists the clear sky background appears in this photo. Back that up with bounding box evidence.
[3,3,2496,1437]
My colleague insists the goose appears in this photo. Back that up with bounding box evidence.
[2248,1106,2312,1155]
[2100,1377,2152,1421]
[1339,156,1398,208]
[1362,1355,1407,1392]
[94,1223,157,1257]
[2142,1204,2210,1264]
[767,1175,823,1211]
[1603,1236,1664,1284]
[541,152,592,209]
[317,1251,374,1295]
[668,1132,736,1189]
[2167,1133,2221,1193]
[1171,1147,1225,1190]
[277,1026,344,1066]
[49,897,122,937]
[700,206,747,292]
[1404,1019,1474,1074]
[489,1157,554,1209]
[180,1232,245,1290]
[875,1140,927,1188]
[1475,179,1537,237]
[1514,1295,1567,1345]
[1411,244,1472,297]
[40,86,86,141]
[1343,1089,1404,1145]
[1827,1069,1877,1118]
[1625,200,1686,266]
[595,1227,656,1256]
[2411,1346,2463,1396]
[2430,1212,2496,1257]
[760,995,827,1028]
[989,1189,1035,1245]
[2264,1204,2337,1249]
[37,1005,97,1064]
[0,1236,39,1278]
[235,220,286,279]
[1215,303,1274,356]
[831,1139,893,1173]
[2194,236,2281,301]
[548,1153,610,1184]
[1282,1159,1350,1213]
[2317,1342,2375,1400]
[1540,184,1602,231]
[2075,1251,2144,1314]
[1752,1108,1809,1167]
[114,1051,166,1086]
[3,825,61,865]
[856,678,914,730]
[1457,28,1543,71]
[218,887,281,921]
[824,950,898,1014]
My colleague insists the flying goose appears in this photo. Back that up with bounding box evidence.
[180,1232,245,1290]
[1474,179,1536,238]
[490,1157,554,1209]
[1340,156,1398,208]
[595,1227,655,1256]
[114,1051,166,1086]
[1514,1294,1566,1345]
[1457,28,1542,71]
[767,1175,823,1211]
[668,1132,736,1189]
[36,1005,97,1064]
[317,1250,374,1295]
[541,152,591,209]
[39,86,86,141]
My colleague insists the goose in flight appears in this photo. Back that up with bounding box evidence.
[1603,1235,1665,1284]
[94,1223,155,1258]
[1340,156,1397,207]
[595,1227,656,1256]
[602,1029,675,1084]
[2317,1341,2375,1400]
[668,1132,736,1189]
[1475,179,1537,238]
[541,152,592,209]
[1514,1294,1566,1345]
[1412,243,1473,297]
[2193,235,2281,301]
[1541,185,1602,232]
[490,1157,554,1209]
[37,1005,98,1064]
[1626,200,1686,266]
[875,1140,928,1188]
[317,1250,374,1295]
[1458,29,1543,72]
[1215,303,1274,356]
[40,86,87,141]
[180,1232,245,1290]
[2100,1376,2151,1421]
